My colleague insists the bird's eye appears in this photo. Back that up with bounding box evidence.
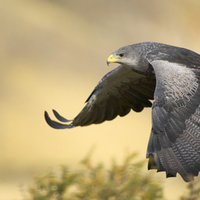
[118,53,124,57]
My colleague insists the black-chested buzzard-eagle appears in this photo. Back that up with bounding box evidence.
[45,42,200,182]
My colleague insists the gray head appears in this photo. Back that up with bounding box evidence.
[107,42,155,74]
[107,44,140,66]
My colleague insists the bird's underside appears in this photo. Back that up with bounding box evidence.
[45,42,200,182]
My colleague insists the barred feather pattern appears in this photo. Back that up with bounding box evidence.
[147,68,200,181]
[149,105,200,181]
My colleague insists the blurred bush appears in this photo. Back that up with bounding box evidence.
[180,178,200,200]
[23,151,164,200]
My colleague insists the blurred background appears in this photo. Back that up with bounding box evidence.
[1,0,200,199]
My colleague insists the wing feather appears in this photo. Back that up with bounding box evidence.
[146,59,200,181]
[45,65,155,128]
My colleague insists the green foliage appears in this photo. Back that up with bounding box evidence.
[28,166,78,200]
[24,152,164,200]
[180,178,200,200]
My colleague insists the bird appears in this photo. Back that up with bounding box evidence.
[45,42,200,182]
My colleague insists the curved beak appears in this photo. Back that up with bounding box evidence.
[107,54,122,66]
[107,54,113,66]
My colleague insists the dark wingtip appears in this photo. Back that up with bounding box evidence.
[182,174,194,182]
[52,109,72,122]
[166,173,176,178]
[44,110,75,129]
[147,154,157,170]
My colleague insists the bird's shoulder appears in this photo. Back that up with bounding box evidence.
[146,44,200,69]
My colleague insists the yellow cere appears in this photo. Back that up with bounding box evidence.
[107,54,123,64]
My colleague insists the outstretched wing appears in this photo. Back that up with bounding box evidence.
[45,65,155,129]
[146,59,200,181]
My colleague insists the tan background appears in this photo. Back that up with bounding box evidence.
[1,0,200,199]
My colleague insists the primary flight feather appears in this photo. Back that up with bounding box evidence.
[45,42,200,182]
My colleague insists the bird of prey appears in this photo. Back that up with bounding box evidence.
[45,42,200,182]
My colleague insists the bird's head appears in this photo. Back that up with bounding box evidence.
[107,45,140,67]
[107,43,155,75]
